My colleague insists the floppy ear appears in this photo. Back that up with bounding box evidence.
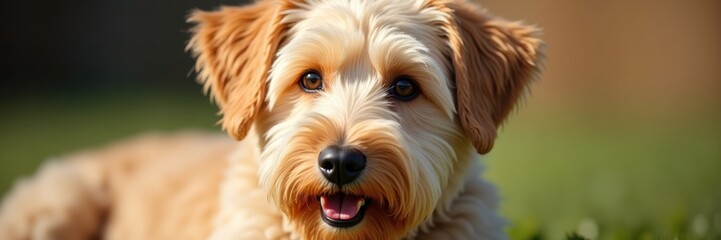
[187,1,285,140]
[445,0,543,154]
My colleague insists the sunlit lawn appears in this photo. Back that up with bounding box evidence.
[488,105,721,239]
[1,92,719,239]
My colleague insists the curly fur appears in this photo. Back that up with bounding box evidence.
[0,0,542,239]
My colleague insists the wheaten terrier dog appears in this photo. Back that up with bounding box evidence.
[0,0,542,239]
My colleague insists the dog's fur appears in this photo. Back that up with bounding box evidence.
[0,0,542,239]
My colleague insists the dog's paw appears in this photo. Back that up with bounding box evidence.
[0,161,105,240]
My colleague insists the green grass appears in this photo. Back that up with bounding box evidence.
[487,106,721,239]
[1,92,719,239]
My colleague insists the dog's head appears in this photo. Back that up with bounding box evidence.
[189,0,541,238]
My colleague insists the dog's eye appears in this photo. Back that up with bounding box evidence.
[299,71,323,92]
[389,77,420,101]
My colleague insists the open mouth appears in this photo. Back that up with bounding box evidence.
[319,193,370,228]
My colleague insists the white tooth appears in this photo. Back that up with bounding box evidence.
[320,197,325,208]
[358,199,365,209]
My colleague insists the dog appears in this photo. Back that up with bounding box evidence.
[0,0,542,239]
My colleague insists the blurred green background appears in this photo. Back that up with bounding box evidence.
[1,0,719,239]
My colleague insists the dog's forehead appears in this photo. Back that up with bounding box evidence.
[281,0,452,74]
[285,0,445,34]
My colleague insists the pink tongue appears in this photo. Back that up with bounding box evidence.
[321,194,363,220]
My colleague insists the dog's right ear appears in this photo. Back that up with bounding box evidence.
[187,1,285,140]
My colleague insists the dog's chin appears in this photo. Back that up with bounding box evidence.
[318,193,370,228]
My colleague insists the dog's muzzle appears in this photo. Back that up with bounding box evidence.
[317,146,369,227]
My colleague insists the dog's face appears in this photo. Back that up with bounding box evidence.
[189,0,541,238]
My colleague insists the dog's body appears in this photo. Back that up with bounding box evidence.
[0,0,542,239]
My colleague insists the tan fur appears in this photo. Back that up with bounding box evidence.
[445,0,542,154]
[187,1,290,140]
[0,132,235,239]
[0,0,541,239]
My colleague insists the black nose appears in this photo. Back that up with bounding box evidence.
[318,145,366,187]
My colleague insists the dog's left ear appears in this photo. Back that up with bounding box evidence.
[444,0,543,154]
[187,1,285,140]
